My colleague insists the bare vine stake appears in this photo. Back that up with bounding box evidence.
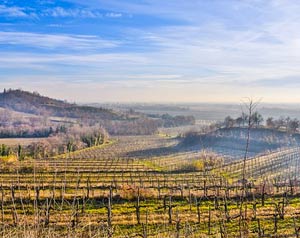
[44,198,51,227]
[167,196,173,224]
[10,185,18,226]
[1,184,4,225]
[293,216,300,238]
[52,166,57,205]
[135,187,141,225]
[273,211,278,234]
[179,184,183,199]
[204,180,207,197]
[73,169,81,228]
[163,195,167,212]
[16,169,25,216]
[188,183,192,212]
[86,177,91,199]
[261,181,266,207]
[252,202,257,221]
[175,210,181,238]
[35,186,40,207]
[33,159,40,233]
[289,178,294,195]
[214,196,219,210]
[208,205,211,236]
[142,209,148,238]
[195,197,201,224]
[224,196,230,222]
[107,186,113,238]
[257,218,263,237]
[81,195,86,214]
[219,219,228,238]
[157,180,161,199]
[61,151,68,209]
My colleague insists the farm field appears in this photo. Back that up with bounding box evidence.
[1,133,300,237]
[0,138,47,146]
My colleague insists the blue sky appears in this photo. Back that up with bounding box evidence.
[1,0,300,103]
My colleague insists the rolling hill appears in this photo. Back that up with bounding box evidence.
[0,89,120,120]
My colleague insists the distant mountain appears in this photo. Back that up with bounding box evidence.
[0,89,120,120]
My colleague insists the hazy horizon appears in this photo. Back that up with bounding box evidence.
[2,1,300,103]
[4,88,300,105]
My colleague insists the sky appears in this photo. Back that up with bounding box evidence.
[1,0,300,103]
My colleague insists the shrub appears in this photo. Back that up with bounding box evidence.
[118,185,155,200]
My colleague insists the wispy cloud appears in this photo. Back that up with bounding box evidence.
[42,7,124,19]
[3,0,300,102]
[43,7,103,18]
[0,4,28,17]
[0,3,124,19]
[105,12,123,18]
[0,52,148,71]
[249,76,300,88]
[127,74,181,79]
[0,31,120,50]
[0,5,38,18]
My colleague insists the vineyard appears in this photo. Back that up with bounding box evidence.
[3,0,300,236]
[1,132,300,238]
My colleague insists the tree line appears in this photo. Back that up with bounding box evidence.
[223,113,300,133]
[0,124,108,160]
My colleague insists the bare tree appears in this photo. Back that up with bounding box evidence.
[241,98,261,187]
[239,98,261,228]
